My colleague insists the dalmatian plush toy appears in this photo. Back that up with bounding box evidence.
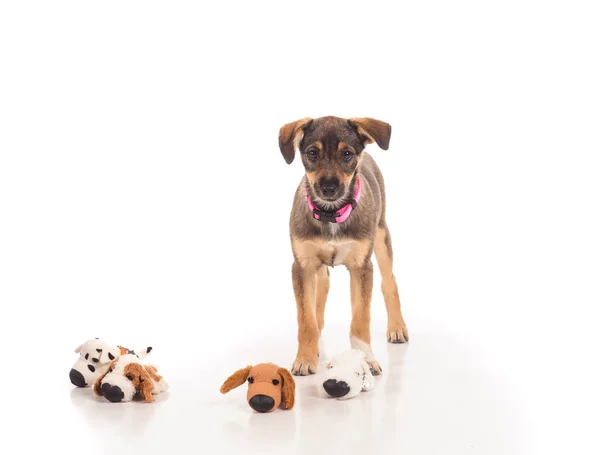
[69,338,152,388]
[321,349,376,400]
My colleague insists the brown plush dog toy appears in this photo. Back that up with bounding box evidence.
[220,363,296,413]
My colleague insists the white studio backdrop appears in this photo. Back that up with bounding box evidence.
[1,1,599,454]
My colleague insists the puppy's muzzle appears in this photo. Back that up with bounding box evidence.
[101,382,125,402]
[321,182,338,197]
[323,379,350,398]
[249,394,275,413]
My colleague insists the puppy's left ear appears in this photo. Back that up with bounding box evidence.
[278,118,312,164]
[278,367,296,410]
[348,118,392,150]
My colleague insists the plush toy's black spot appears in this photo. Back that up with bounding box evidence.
[95,337,99,339]
[70,369,86,387]
[92,358,99,363]
[88,364,96,373]
[85,353,89,360]
[101,383,125,403]
[146,347,152,353]
[108,352,115,360]
[96,348,102,352]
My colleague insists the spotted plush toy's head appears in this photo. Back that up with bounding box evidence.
[322,349,375,400]
[70,339,122,387]
[94,354,161,403]
[70,339,153,388]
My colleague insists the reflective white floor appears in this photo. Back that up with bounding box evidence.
[59,321,533,455]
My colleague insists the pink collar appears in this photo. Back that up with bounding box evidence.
[303,176,362,223]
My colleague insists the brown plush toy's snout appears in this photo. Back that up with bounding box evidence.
[220,363,295,413]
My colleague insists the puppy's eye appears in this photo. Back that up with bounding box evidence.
[327,364,333,370]
[306,148,318,161]
[248,377,254,384]
[342,150,354,161]
[126,374,133,381]
[272,379,280,385]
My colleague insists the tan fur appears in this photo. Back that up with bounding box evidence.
[124,363,155,403]
[219,366,252,394]
[279,118,312,164]
[282,116,408,376]
[220,363,295,412]
[315,265,330,334]
[278,368,296,410]
[348,117,392,150]
[373,227,408,342]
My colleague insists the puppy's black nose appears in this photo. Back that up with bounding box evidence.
[101,383,125,403]
[323,379,350,398]
[69,369,86,387]
[249,394,275,413]
[321,183,338,197]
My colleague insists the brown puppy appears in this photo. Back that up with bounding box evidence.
[279,116,409,377]
[220,363,296,413]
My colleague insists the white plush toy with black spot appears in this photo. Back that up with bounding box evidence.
[69,338,152,388]
[322,349,376,400]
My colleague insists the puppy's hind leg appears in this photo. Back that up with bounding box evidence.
[374,225,409,343]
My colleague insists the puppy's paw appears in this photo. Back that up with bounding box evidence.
[387,324,409,343]
[291,357,317,376]
[366,359,383,376]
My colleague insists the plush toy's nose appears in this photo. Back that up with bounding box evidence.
[101,383,125,402]
[249,394,275,413]
[323,379,350,398]
[69,369,86,387]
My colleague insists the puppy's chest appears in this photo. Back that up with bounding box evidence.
[324,240,355,267]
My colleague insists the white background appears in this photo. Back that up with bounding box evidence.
[1,1,599,454]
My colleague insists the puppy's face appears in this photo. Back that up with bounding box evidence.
[299,117,365,204]
[279,116,391,208]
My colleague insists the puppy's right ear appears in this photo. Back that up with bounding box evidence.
[220,366,252,394]
[278,118,312,164]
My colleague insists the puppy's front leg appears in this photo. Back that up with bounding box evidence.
[348,259,382,375]
[291,260,319,376]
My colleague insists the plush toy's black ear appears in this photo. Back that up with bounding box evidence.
[98,346,120,364]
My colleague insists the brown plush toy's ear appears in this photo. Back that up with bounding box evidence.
[137,366,155,403]
[278,367,296,410]
[278,118,312,164]
[220,366,252,394]
[348,117,392,150]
